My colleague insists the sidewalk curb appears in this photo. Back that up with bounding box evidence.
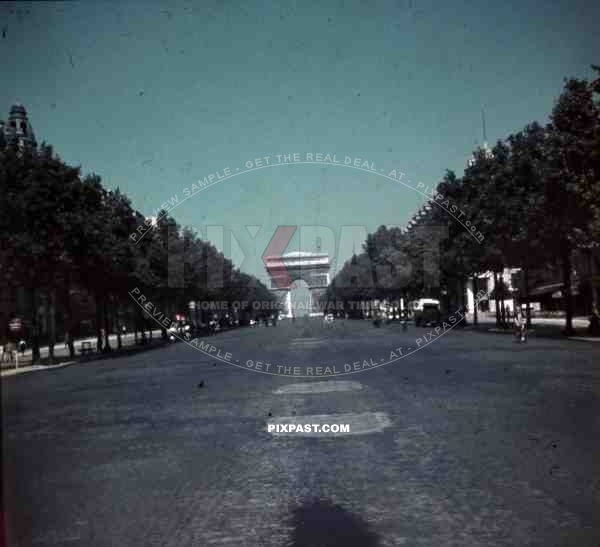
[1,339,172,378]
[1,360,77,378]
[486,328,537,335]
[473,327,600,343]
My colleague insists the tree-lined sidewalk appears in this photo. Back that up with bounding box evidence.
[0,141,276,366]
[0,328,184,377]
[323,66,600,336]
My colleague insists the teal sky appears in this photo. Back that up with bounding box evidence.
[2,0,598,283]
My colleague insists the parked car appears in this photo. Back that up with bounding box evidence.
[410,298,441,327]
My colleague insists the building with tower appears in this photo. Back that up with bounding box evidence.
[0,103,40,346]
[0,103,38,150]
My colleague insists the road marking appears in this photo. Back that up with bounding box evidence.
[274,381,363,394]
[267,412,391,436]
[289,338,326,347]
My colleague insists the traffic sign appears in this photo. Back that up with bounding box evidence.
[9,318,22,331]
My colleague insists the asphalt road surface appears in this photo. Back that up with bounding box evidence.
[3,319,600,546]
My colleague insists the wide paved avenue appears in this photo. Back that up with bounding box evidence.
[3,320,599,546]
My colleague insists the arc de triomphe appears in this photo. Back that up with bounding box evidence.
[263,252,331,317]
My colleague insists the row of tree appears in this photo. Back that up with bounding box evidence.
[323,67,600,333]
[0,139,276,364]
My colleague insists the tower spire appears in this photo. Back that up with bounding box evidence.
[350,240,358,265]
[466,106,493,168]
[481,107,487,145]
[481,106,493,159]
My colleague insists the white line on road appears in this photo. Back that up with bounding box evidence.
[274,381,363,395]
[289,338,326,347]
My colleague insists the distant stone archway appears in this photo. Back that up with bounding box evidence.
[264,252,330,318]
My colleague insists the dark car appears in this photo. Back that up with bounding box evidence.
[415,303,441,327]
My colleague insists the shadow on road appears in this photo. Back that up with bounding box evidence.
[288,498,381,547]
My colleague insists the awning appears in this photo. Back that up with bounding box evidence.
[530,283,562,297]
[530,282,579,297]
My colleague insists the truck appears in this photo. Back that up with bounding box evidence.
[409,298,441,327]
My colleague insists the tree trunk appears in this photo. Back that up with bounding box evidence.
[499,269,507,327]
[95,293,103,352]
[595,273,600,314]
[62,284,75,358]
[524,267,532,328]
[138,306,146,344]
[472,276,478,326]
[160,296,168,340]
[493,271,501,327]
[47,288,56,365]
[116,298,122,350]
[500,285,506,329]
[103,293,111,352]
[589,250,600,311]
[562,244,575,336]
[30,287,40,364]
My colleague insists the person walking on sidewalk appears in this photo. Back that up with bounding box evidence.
[514,307,527,343]
[2,342,15,364]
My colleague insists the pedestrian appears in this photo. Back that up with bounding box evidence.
[3,342,15,364]
[514,308,527,343]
